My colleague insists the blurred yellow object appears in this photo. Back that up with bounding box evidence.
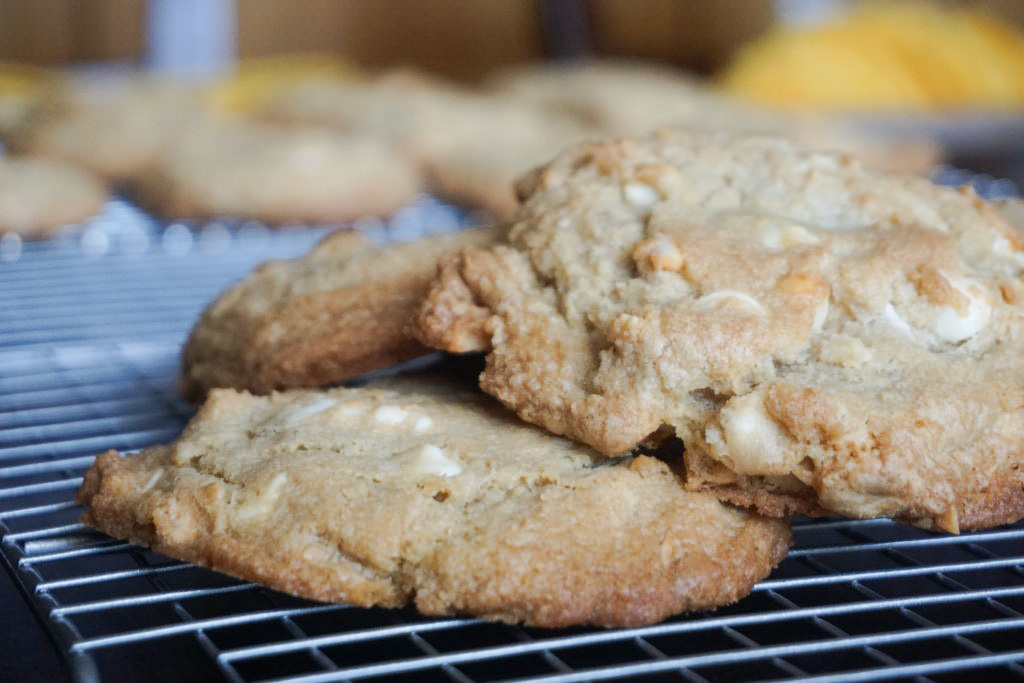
[0,61,56,96]
[210,53,362,115]
[720,2,1024,111]
[0,62,60,138]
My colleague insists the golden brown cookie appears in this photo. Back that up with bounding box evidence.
[0,156,106,237]
[78,378,791,628]
[415,130,1024,532]
[180,226,500,402]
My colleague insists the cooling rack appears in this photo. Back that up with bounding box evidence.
[1,190,1023,683]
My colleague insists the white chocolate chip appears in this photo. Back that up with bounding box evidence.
[372,405,408,425]
[934,277,991,343]
[809,152,841,170]
[697,290,766,314]
[812,298,830,333]
[760,228,782,250]
[883,302,914,339]
[992,235,1024,267]
[406,444,461,477]
[339,403,365,416]
[236,473,288,520]
[139,469,163,493]
[623,182,661,211]
[935,305,988,343]
[718,392,797,475]
[817,335,873,367]
[414,416,434,432]
[285,397,337,426]
[761,224,821,250]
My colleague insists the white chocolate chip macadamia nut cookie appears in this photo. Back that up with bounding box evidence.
[78,378,791,628]
[179,226,500,403]
[415,130,1024,533]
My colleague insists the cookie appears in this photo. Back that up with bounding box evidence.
[0,156,106,237]
[180,226,500,402]
[134,118,422,224]
[257,69,466,156]
[489,59,744,136]
[489,59,940,175]
[419,97,595,218]
[260,72,593,217]
[78,378,791,627]
[415,130,1024,532]
[7,77,202,183]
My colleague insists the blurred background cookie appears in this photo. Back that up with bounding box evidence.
[5,76,204,183]
[133,118,422,223]
[489,58,942,175]
[0,155,105,237]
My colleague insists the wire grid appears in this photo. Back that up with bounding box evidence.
[1,194,1024,683]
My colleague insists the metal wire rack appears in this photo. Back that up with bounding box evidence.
[1,191,1024,682]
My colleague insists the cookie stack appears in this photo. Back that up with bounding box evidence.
[77,129,1024,628]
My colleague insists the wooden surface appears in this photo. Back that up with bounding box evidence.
[0,0,544,78]
[0,0,144,64]
[237,0,544,80]
[588,0,773,72]
[0,0,1022,77]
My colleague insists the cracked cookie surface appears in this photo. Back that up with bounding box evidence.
[78,378,791,628]
[415,130,1024,532]
[180,226,500,402]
